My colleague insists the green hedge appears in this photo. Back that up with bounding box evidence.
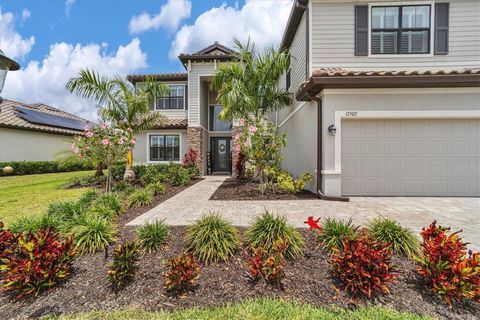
[0,160,95,176]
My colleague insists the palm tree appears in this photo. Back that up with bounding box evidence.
[211,38,291,124]
[66,69,168,181]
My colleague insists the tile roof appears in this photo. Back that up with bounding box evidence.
[310,67,480,77]
[154,118,188,129]
[178,42,237,65]
[0,99,91,135]
[127,73,188,83]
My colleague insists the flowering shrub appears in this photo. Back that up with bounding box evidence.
[263,167,312,193]
[107,241,140,290]
[330,230,398,299]
[416,221,480,306]
[182,147,200,176]
[71,124,136,192]
[163,253,200,294]
[246,239,288,289]
[0,227,75,299]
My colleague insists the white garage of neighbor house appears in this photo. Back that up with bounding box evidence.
[0,99,91,162]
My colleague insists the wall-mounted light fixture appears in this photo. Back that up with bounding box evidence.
[328,124,336,136]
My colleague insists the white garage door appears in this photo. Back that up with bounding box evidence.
[341,119,480,196]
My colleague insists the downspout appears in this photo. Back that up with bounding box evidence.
[310,94,349,202]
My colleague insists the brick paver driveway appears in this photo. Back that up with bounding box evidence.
[128,176,480,250]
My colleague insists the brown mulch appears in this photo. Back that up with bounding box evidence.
[1,224,479,319]
[210,178,319,200]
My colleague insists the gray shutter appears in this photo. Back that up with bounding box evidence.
[185,85,188,110]
[435,3,449,55]
[355,5,369,56]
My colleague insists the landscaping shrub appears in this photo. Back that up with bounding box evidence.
[113,181,136,194]
[246,238,288,289]
[88,203,117,220]
[163,253,200,294]
[91,192,123,214]
[147,182,167,196]
[416,221,480,306]
[8,214,62,234]
[169,166,192,186]
[46,200,86,223]
[246,211,304,259]
[64,174,105,188]
[107,241,140,290]
[185,213,239,264]
[0,222,14,255]
[317,217,358,253]
[57,153,96,172]
[260,167,312,193]
[139,165,167,185]
[76,190,100,208]
[182,147,200,177]
[136,220,169,253]
[127,189,154,208]
[0,228,75,299]
[0,160,95,176]
[71,214,116,254]
[368,217,420,257]
[330,230,398,300]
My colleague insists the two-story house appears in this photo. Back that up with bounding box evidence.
[277,0,479,198]
[129,0,479,198]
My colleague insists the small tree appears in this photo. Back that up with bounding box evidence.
[71,124,135,192]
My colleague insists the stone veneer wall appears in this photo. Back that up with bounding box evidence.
[231,125,244,178]
[186,127,204,174]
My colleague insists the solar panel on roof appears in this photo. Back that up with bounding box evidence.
[15,106,87,131]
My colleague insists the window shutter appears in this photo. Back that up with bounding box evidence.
[355,5,369,56]
[435,3,449,55]
[185,85,188,110]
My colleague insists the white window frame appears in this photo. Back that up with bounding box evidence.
[146,132,182,164]
[155,84,186,110]
[367,1,435,58]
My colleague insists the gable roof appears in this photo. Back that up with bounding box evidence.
[280,0,309,50]
[178,41,237,65]
[0,99,92,135]
[127,73,188,84]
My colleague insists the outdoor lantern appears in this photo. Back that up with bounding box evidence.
[0,49,20,101]
[328,124,336,136]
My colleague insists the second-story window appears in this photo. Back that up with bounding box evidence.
[371,5,431,54]
[156,84,185,110]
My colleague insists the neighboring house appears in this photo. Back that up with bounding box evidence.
[128,0,480,197]
[0,99,91,162]
[128,42,238,176]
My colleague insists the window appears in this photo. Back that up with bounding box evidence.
[149,135,180,161]
[209,105,232,131]
[286,69,291,90]
[371,5,431,54]
[155,85,185,110]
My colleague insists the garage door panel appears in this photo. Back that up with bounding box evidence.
[341,119,480,196]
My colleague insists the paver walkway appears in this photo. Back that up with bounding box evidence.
[128,176,480,250]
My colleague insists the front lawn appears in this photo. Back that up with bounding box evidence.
[0,171,92,226]
[50,298,430,320]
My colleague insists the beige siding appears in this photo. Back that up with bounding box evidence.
[200,81,209,128]
[311,0,480,70]
[0,128,73,162]
[136,81,188,120]
[188,63,216,126]
[279,12,308,124]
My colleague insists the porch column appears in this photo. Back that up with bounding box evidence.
[186,126,204,175]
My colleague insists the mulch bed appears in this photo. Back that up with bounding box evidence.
[1,224,478,319]
[210,178,319,200]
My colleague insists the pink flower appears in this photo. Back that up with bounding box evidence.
[85,131,93,138]
[238,118,245,126]
[101,123,107,129]
[102,139,109,145]
[70,143,76,150]
[248,125,257,133]
[127,127,133,132]
[118,139,125,145]
[83,146,90,151]
[79,153,84,158]
[234,134,241,141]
[234,145,241,152]
[130,139,136,145]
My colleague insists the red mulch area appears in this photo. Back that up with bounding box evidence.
[210,178,319,200]
[1,224,479,319]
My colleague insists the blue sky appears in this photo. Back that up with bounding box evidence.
[0,0,293,120]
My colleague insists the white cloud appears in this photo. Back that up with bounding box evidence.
[169,0,293,59]
[0,9,35,59]
[129,0,191,34]
[3,39,148,121]
[65,0,75,18]
[21,9,31,20]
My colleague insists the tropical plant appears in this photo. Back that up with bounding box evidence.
[127,189,154,208]
[416,221,480,306]
[163,253,200,295]
[71,214,116,254]
[147,182,167,196]
[330,230,398,300]
[317,217,358,253]
[185,213,240,264]
[107,241,140,290]
[368,217,420,257]
[0,228,75,299]
[136,220,169,253]
[246,211,304,259]
[8,214,62,234]
[182,147,200,176]
[91,192,123,214]
[66,69,168,181]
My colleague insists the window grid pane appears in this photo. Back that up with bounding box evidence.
[149,135,180,161]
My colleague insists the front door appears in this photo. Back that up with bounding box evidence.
[210,137,232,173]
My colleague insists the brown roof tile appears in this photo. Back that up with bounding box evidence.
[127,73,188,84]
[154,118,188,129]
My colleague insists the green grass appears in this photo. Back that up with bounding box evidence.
[0,171,93,227]
[47,298,431,320]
